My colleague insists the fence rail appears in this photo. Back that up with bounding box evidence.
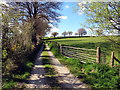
[62,45,96,51]
[61,45,97,63]
[48,41,119,66]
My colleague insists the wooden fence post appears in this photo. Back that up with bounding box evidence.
[110,52,114,67]
[60,44,62,54]
[96,47,101,63]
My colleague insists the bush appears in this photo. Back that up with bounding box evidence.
[2,81,17,89]
[2,42,44,89]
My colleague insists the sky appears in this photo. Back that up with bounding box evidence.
[1,1,119,37]
[48,2,94,37]
[0,1,95,37]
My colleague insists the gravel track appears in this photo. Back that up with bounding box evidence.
[26,44,89,89]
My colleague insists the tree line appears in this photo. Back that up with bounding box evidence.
[51,28,87,37]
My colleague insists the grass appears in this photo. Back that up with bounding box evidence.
[2,43,43,89]
[48,42,120,88]
[2,81,17,89]
[41,47,61,89]
[49,36,120,65]
[2,60,34,89]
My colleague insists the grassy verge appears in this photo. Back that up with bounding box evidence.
[48,42,120,88]
[2,60,34,89]
[41,47,61,89]
[2,43,43,89]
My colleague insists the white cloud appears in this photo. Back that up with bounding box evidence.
[65,5,69,8]
[57,16,68,19]
[49,20,55,23]
[50,27,59,32]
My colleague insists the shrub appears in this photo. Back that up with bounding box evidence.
[2,81,17,89]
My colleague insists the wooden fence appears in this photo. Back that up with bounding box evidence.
[60,44,106,64]
[110,52,120,67]
[48,41,120,66]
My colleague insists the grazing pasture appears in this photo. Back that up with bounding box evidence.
[48,40,120,88]
[50,36,120,65]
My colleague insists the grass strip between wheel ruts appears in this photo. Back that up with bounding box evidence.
[41,47,62,89]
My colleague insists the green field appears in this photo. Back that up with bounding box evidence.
[48,39,120,88]
[50,36,120,65]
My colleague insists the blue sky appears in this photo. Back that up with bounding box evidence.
[0,1,94,37]
[48,2,94,37]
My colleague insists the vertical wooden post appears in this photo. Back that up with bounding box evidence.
[57,42,59,47]
[110,52,114,67]
[55,42,57,46]
[96,47,101,63]
[60,44,62,54]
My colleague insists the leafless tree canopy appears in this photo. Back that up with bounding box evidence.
[77,28,87,37]
[8,2,62,45]
[51,32,59,37]
[62,31,68,37]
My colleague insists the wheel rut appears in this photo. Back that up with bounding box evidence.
[46,44,88,89]
[26,44,88,89]
[26,44,50,88]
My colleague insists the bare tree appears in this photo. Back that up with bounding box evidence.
[51,32,59,37]
[68,31,73,36]
[75,32,78,36]
[62,31,68,37]
[77,28,87,37]
[9,2,62,45]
